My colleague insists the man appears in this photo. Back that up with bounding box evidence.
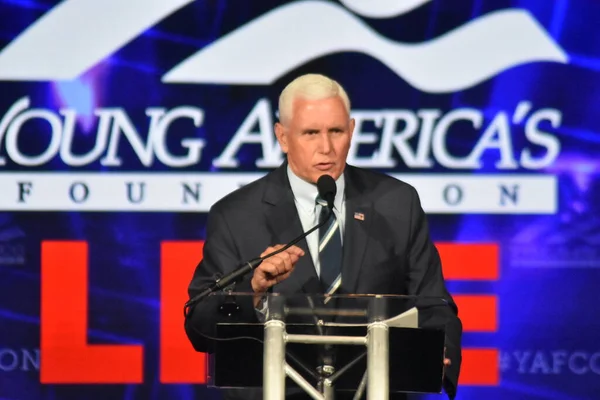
[185,74,462,399]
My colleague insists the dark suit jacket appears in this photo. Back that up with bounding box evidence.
[185,163,462,399]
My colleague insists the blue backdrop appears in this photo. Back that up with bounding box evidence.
[1,0,599,399]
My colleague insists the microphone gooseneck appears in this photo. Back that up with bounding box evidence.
[183,174,337,318]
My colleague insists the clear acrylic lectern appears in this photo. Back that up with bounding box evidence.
[201,293,448,400]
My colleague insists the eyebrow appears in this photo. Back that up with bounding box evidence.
[302,128,320,134]
[301,126,345,134]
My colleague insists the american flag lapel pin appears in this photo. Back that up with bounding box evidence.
[354,212,365,221]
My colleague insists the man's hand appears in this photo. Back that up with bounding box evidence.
[251,244,305,306]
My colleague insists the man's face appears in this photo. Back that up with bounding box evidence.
[275,96,354,184]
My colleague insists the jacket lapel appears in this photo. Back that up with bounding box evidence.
[341,166,373,293]
[262,165,320,293]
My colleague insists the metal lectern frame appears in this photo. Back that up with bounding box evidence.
[262,295,391,400]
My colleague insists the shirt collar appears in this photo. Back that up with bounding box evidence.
[287,164,345,213]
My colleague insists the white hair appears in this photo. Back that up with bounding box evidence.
[278,73,351,124]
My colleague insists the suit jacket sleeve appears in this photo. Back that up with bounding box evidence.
[184,204,259,353]
[405,186,463,399]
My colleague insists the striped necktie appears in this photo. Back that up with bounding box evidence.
[316,196,342,295]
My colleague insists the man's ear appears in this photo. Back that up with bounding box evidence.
[274,122,289,153]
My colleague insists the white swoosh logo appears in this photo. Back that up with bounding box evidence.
[340,0,433,18]
[0,0,193,81]
[162,1,568,93]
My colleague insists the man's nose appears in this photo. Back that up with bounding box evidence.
[320,133,333,154]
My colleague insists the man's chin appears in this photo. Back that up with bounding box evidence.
[311,170,341,183]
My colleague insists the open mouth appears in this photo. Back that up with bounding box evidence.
[315,162,334,170]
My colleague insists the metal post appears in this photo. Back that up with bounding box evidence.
[367,321,389,400]
[285,363,324,400]
[264,319,286,400]
[286,334,366,345]
[323,378,335,400]
[352,370,367,400]
[316,364,335,400]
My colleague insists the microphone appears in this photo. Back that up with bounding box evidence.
[317,172,336,209]
[183,174,337,317]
